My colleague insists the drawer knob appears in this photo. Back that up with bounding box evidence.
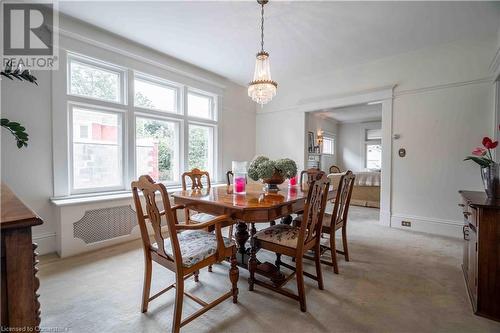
[463,212,472,217]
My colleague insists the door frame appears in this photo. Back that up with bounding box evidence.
[301,86,394,226]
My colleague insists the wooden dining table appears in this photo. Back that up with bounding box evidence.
[172,183,335,284]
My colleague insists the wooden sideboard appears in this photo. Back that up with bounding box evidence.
[459,190,500,322]
[1,184,43,330]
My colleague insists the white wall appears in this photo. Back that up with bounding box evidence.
[256,37,498,237]
[306,113,338,171]
[338,121,381,171]
[256,110,305,170]
[1,15,256,254]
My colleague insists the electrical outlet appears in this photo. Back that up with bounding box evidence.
[401,221,411,227]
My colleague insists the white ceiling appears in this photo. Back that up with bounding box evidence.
[316,103,382,123]
[58,1,500,85]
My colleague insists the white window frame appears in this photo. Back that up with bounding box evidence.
[53,49,221,197]
[67,53,127,105]
[187,88,218,121]
[134,113,182,185]
[187,121,217,177]
[68,103,127,194]
[133,72,182,115]
[322,135,335,155]
[364,127,382,170]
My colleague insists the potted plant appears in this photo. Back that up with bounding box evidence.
[464,125,500,198]
[248,156,297,192]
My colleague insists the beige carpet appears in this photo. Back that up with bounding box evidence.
[38,207,500,333]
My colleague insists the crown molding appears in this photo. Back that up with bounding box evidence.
[55,27,228,90]
[394,77,494,98]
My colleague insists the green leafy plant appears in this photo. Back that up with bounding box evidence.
[1,60,38,85]
[248,155,297,181]
[1,119,29,148]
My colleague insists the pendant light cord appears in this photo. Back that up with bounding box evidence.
[260,2,265,52]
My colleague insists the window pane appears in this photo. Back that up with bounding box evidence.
[134,77,177,112]
[188,93,213,119]
[323,137,334,155]
[188,124,213,174]
[72,108,122,190]
[366,144,382,170]
[366,128,382,140]
[70,60,121,102]
[136,117,179,182]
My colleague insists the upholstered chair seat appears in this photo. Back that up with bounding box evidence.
[254,224,302,248]
[153,230,233,268]
[189,212,217,224]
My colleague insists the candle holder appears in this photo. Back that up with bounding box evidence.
[232,161,248,194]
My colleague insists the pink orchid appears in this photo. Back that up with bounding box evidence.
[472,147,487,156]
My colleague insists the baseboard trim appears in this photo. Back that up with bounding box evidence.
[391,214,462,238]
[32,232,57,255]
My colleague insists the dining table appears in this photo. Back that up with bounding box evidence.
[172,182,336,285]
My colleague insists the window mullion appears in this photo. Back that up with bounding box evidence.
[126,69,135,189]
[182,86,189,175]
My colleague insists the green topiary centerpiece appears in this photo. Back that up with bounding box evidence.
[248,156,298,191]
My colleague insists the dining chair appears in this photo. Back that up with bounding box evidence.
[328,165,342,174]
[181,168,216,225]
[294,168,325,225]
[317,171,355,274]
[299,168,323,190]
[131,175,239,333]
[248,173,330,312]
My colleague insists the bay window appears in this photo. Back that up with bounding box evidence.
[62,51,219,196]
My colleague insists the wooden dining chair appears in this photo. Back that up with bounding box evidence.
[319,171,355,274]
[131,175,239,333]
[328,165,342,174]
[299,168,323,190]
[294,168,325,224]
[181,168,216,225]
[248,173,330,312]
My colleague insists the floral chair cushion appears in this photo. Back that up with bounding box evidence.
[254,224,301,248]
[189,212,217,223]
[153,230,232,268]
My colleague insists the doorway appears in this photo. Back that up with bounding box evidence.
[301,88,393,226]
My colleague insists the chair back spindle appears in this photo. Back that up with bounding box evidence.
[299,173,330,245]
[132,175,182,265]
[329,171,355,228]
[182,168,211,190]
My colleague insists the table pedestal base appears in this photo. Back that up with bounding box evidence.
[233,221,285,286]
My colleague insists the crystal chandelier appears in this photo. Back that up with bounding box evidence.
[248,0,277,106]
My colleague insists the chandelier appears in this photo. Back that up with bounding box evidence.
[248,0,277,106]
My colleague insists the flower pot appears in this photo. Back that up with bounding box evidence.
[481,163,500,199]
[262,171,285,192]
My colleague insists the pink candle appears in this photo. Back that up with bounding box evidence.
[234,176,246,194]
[289,175,297,186]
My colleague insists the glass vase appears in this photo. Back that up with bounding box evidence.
[481,162,500,199]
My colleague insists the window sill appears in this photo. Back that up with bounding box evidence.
[50,182,226,207]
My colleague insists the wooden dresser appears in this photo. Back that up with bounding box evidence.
[459,190,500,322]
[1,184,43,330]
